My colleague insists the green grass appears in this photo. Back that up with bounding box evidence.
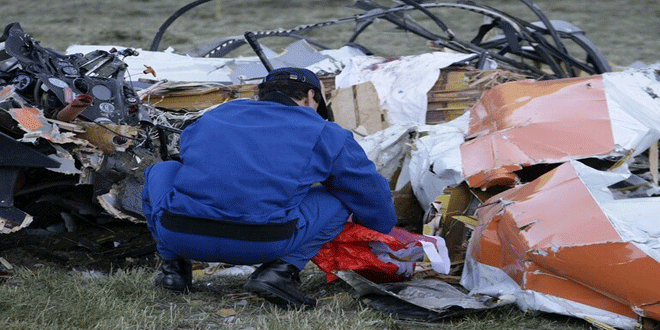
[0,264,595,330]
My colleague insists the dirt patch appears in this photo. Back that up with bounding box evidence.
[0,220,158,273]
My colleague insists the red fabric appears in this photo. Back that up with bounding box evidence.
[311,222,409,283]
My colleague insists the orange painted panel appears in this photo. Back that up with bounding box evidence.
[524,268,637,318]
[533,243,660,308]
[470,162,660,321]
[644,305,660,321]
[12,107,44,131]
[462,76,614,189]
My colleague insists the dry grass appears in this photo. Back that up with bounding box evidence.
[0,264,594,330]
[3,0,659,66]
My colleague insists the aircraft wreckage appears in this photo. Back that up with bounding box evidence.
[1,1,659,329]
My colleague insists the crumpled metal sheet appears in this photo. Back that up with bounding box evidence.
[358,113,470,211]
[603,69,660,153]
[461,75,614,189]
[357,123,416,182]
[0,211,32,235]
[461,160,660,329]
[97,187,140,222]
[2,90,147,226]
[66,40,362,85]
[8,107,82,145]
[461,69,660,189]
[336,269,513,322]
[408,113,470,209]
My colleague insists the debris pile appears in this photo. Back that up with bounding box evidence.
[1,1,659,329]
[356,68,660,329]
[0,22,157,234]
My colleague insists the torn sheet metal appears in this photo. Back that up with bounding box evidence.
[67,41,362,85]
[408,112,470,209]
[0,130,59,234]
[307,46,368,76]
[67,44,234,84]
[461,69,660,189]
[8,107,80,145]
[92,148,159,223]
[357,113,470,212]
[461,75,613,189]
[0,211,32,235]
[335,52,474,125]
[357,123,417,182]
[336,269,512,322]
[461,160,660,329]
[8,106,138,156]
[603,69,660,153]
[97,188,140,222]
[48,144,82,175]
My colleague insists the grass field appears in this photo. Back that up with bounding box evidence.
[1,1,658,329]
[1,265,596,330]
[3,0,659,66]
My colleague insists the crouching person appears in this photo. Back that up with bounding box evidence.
[141,67,397,309]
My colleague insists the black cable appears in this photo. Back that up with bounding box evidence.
[398,0,455,39]
[150,0,213,51]
[519,0,573,75]
[244,32,274,72]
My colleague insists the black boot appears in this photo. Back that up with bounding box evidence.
[154,259,192,293]
[244,260,316,309]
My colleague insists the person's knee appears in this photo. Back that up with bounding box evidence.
[143,161,182,219]
[306,186,345,210]
[299,186,350,233]
[146,161,182,183]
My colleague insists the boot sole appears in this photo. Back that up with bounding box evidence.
[244,280,316,309]
[155,282,190,294]
[154,276,191,294]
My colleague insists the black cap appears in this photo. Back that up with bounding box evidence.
[264,67,329,119]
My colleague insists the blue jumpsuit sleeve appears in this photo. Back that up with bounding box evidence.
[322,130,398,234]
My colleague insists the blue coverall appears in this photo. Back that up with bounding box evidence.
[142,93,398,269]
